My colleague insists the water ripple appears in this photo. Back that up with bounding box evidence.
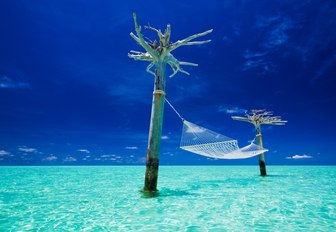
[0,166,335,231]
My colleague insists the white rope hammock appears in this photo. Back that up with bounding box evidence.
[166,99,268,159]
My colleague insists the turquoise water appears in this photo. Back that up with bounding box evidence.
[0,166,335,231]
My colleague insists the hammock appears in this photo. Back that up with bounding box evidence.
[166,99,268,159]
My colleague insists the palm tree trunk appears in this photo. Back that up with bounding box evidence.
[143,61,166,193]
[256,126,267,176]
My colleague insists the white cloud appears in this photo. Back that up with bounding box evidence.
[186,126,205,134]
[125,146,138,150]
[63,156,77,162]
[101,154,115,158]
[243,50,268,59]
[255,15,296,48]
[312,54,336,83]
[77,149,90,153]
[218,105,246,114]
[206,157,218,160]
[161,135,169,140]
[97,154,122,161]
[0,150,10,156]
[242,48,276,72]
[286,154,313,159]
[243,58,276,73]
[82,155,91,161]
[18,147,39,153]
[164,152,175,157]
[242,15,297,74]
[44,155,58,161]
[0,75,30,89]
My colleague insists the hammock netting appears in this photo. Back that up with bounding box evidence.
[164,98,268,159]
[180,120,268,159]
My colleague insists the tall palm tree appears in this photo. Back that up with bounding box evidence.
[232,110,287,176]
[129,13,212,193]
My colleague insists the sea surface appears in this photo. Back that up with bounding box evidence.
[0,166,335,231]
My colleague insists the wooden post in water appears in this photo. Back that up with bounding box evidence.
[232,110,287,176]
[255,124,266,176]
[128,13,212,193]
[143,62,166,192]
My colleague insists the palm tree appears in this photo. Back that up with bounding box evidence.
[129,13,212,193]
[232,110,287,176]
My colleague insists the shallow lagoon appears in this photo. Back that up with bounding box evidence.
[0,166,335,231]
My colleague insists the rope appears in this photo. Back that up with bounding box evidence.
[153,90,165,95]
[163,98,268,159]
[165,98,184,121]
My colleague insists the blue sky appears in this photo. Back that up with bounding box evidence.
[0,0,335,165]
